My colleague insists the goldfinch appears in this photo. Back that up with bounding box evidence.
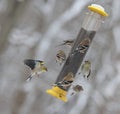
[56,50,66,65]
[53,72,74,89]
[71,85,83,95]
[74,38,91,54]
[80,60,91,79]
[24,59,47,81]
[59,39,74,47]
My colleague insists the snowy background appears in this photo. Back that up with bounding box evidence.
[0,0,120,114]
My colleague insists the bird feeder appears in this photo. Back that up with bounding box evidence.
[46,4,108,102]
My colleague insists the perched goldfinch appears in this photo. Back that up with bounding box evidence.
[80,60,91,79]
[59,39,74,47]
[71,85,83,96]
[24,59,47,81]
[56,50,66,65]
[75,38,91,54]
[53,72,74,89]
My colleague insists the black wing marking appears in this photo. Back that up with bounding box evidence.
[24,59,44,70]
[87,69,91,78]
[59,40,74,46]
[24,59,36,70]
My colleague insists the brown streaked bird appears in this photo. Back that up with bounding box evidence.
[71,85,83,96]
[59,39,74,47]
[53,72,74,89]
[75,38,91,54]
[24,59,47,81]
[56,50,66,65]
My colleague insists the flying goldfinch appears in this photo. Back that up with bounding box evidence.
[71,85,83,96]
[75,38,91,54]
[59,39,74,47]
[53,72,74,89]
[24,59,47,81]
[56,50,66,65]
[80,60,91,79]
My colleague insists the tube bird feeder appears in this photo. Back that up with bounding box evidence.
[46,4,108,102]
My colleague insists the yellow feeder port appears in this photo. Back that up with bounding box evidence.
[88,4,108,16]
[46,86,67,102]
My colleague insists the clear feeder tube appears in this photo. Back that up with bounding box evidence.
[46,4,108,102]
[83,12,104,31]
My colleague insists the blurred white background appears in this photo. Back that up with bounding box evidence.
[0,0,120,114]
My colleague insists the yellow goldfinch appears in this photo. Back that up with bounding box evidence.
[71,85,83,95]
[56,50,66,65]
[80,60,91,79]
[53,72,74,89]
[24,59,47,81]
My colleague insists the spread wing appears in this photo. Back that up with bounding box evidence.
[24,59,36,70]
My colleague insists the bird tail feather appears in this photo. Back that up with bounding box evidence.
[26,75,32,82]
